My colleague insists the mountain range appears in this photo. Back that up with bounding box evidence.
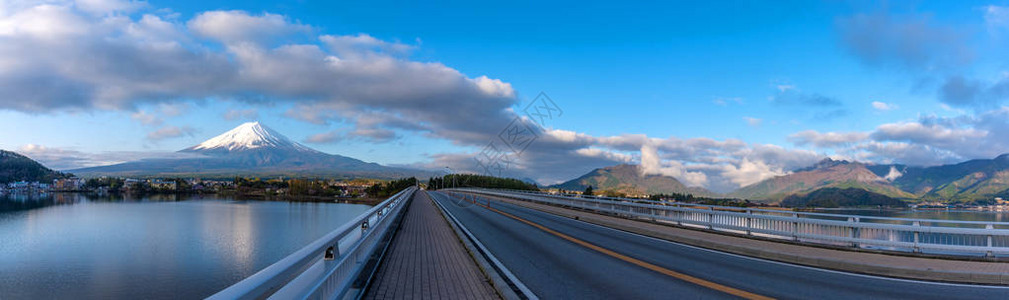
[729,158,915,202]
[555,154,1009,204]
[70,122,432,179]
[736,155,1009,203]
[866,154,1009,201]
[549,164,715,197]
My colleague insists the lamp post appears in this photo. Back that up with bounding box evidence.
[444,167,455,189]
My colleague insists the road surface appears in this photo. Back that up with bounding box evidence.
[428,191,1009,300]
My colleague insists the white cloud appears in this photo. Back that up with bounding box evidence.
[16,144,205,170]
[223,108,258,121]
[883,165,903,181]
[871,121,987,149]
[871,101,897,111]
[305,131,342,144]
[787,108,1009,167]
[574,148,633,163]
[719,158,785,188]
[146,125,195,140]
[130,103,189,125]
[131,110,161,125]
[320,33,414,59]
[854,141,959,166]
[75,0,146,15]
[788,130,869,148]
[639,142,708,187]
[188,10,309,45]
[985,5,1009,32]
[0,3,518,150]
[743,117,762,127]
[304,127,398,144]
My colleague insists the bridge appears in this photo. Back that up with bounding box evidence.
[211,187,1009,299]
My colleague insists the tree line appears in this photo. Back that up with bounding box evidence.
[427,174,538,191]
[365,177,418,198]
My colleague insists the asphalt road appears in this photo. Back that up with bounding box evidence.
[428,191,1009,300]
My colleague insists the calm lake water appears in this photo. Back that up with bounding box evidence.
[0,193,372,299]
[819,208,1009,223]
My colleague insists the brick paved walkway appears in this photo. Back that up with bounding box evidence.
[364,191,499,300]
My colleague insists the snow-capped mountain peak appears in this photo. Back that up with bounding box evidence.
[183,122,317,153]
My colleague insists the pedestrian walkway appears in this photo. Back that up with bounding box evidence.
[364,191,500,299]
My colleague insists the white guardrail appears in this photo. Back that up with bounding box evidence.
[461,188,1009,257]
[210,187,417,300]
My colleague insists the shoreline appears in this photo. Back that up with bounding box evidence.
[0,190,388,206]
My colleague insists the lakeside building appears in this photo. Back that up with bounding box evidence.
[149,179,177,190]
[53,178,85,191]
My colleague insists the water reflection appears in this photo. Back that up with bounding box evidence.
[824,208,1009,224]
[0,193,372,299]
[0,193,201,214]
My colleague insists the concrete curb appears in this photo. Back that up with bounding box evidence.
[471,192,1009,286]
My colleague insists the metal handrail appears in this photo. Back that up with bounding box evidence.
[495,188,1009,227]
[462,188,1009,257]
[210,187,417,300]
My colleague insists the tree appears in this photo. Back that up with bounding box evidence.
[583,185,594,196]
[426,174,536,191]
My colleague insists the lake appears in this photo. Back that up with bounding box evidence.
[0,193,372,299]
[819,208,1009,223]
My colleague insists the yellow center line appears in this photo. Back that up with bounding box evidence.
[460,193,774,300]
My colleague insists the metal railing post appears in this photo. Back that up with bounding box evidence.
[325,245,339,261]
[791,213,800,241]
[913,221,920,253]
[707,207,714,230]
[987,223,995,258]
[853,217,860,248]
[847,217,855,247]
[745,209,752,236]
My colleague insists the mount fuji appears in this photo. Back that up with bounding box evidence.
[71,122,430,179]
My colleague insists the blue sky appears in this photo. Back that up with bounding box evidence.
[3,0,1009,191]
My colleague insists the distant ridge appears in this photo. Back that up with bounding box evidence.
[866,154,1009,201]
[730,158,914,203]
[71,122,433,179]
[733,154,1009,203]
[549,164,715,197]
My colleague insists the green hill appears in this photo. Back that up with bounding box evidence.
[0,150,70,183]
[730,158,914,203]
[781,187,905,208]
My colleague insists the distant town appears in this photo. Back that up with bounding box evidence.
[0,176,401,203]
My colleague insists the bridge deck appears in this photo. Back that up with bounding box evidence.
[478,192,1009,284]
[364,191,499,300]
